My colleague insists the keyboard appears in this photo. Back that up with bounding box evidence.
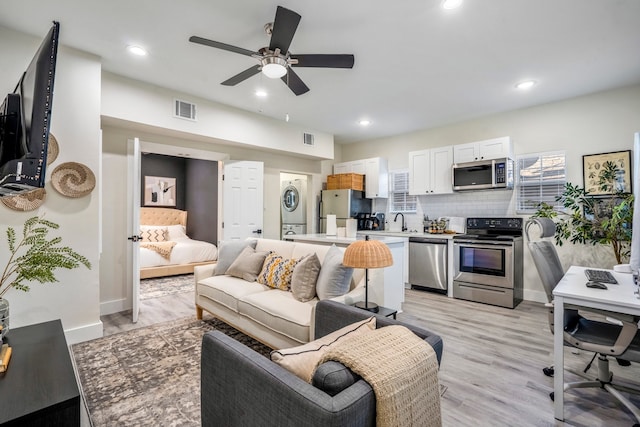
[585,269,618,284]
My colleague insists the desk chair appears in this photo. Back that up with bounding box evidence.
[526,218,640,425]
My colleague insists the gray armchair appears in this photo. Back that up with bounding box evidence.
[526,218,640,424]
[201,300,443,427]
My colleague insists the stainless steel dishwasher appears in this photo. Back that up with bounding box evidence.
[409,237,448,292]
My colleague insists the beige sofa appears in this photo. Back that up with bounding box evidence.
[194,238,365,349]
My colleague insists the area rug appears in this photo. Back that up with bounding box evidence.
[71,316,271,426]
[139,274,194,300]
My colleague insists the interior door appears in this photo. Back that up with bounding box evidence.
[223,160,264,241]
[127,138,141,322]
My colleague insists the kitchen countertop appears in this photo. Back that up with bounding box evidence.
[358,230,459,240]
[285,233,406,245]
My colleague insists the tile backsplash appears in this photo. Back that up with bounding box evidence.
[374,190,517,232]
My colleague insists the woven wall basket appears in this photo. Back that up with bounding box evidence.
[1,188,46,211]
[47,133,59,165]
[51,161,96,198]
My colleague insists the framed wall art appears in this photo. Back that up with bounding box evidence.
[144,176,176,206]
[582,150,632,195]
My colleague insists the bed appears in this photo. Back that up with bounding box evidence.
[139,207,218,279]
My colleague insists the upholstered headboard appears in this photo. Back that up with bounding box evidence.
[140,207,187,227]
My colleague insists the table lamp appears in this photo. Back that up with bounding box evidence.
[343,235,393,312]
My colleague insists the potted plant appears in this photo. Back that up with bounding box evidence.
[0,216,91,339]
[533,161,633,265]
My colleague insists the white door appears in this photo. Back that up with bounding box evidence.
[127,138,141,322]
[223,160,264,241]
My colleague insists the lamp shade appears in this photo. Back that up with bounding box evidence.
[343,236,393,269]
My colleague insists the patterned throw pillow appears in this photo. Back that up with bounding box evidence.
[140,227,168,242]
[257,253,300,291]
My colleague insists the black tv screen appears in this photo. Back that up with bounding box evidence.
[0,21,59,197]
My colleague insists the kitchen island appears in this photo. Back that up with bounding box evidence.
[284,233,406,311]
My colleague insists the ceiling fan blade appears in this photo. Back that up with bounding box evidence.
[281,68,309,96]
[291,54,355,68]
[269,6,301,54]
[221,65,262,86]
[189,36,257,57]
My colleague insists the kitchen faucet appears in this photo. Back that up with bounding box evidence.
[394,212,407,232]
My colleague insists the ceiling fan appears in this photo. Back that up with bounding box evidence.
[189,5,355,96]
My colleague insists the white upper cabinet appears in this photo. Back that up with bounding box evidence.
[453,136,513,163]
[364,157,388,198]
[409,146,453,195]
[333,157,388,198]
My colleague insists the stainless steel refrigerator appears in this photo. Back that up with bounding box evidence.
[319,189,371,233]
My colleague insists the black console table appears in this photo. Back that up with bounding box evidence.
[0,319,80,426]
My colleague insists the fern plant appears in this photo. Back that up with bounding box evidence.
[0,216,91,298]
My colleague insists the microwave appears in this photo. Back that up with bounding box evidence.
[452,158,514,191]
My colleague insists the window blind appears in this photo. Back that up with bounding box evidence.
[516,151,566,213]
[389,170,417,213]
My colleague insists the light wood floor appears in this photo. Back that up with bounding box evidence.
[101,288,640,426]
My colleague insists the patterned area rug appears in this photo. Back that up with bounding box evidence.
[71,316,271,426]
[139,274,194,300]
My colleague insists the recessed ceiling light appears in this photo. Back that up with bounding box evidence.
[358,119,371,126]
[442,0,463,10]
[255,90,268,98]
[515,80,536,90]
[127,45,148,56]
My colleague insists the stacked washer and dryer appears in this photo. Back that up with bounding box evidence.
[281,178,307,238]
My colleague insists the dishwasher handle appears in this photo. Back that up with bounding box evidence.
[409,237,448,244]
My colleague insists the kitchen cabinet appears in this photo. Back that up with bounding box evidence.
[453,136,513,163]
[335,157,387,198]
[408,146,453,195]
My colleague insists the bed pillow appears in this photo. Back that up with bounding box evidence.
[291,253,321,302]
[167,224,187,240]
[226,247,270,282]
[315,245,354,300]
[270,316,376,382]
[257,253,300,291]
[214,239,258,276]
[140,227,168,242]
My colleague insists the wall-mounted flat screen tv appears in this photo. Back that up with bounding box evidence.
[0,21,59,197]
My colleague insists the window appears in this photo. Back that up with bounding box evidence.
[389,170,417,213]
[516,151,566,213]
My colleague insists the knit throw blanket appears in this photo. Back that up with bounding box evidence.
[140,241,177,260]
[319,325,441,427]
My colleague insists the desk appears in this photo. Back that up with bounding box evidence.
[552,266,640,421]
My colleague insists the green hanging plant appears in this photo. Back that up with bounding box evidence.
[1,216,91,298]
[532,160,633,265]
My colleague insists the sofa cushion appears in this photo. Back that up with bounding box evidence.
[257,252,300,291]
[255,239,295,259]
[312,361,359,397]
[291,253,321,302]
[226,247,270,282]
[270,316,376,382]
[238,290,316,344]
[315,245,354,300]
[198,275,269,313]
[214,239,257,276]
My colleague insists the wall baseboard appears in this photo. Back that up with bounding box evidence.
[523,289,548,304]
[65,321,103,345]
[100,298,130,316]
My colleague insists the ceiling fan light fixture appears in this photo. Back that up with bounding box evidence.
[261,56,288,78]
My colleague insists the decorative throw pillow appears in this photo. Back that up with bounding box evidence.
[140,227,168,242]
[291,253,321,302]
[270,316,376,382]
[257,253,300,290]
[312,361,360,396]
[225,247,271,282]
[214,239,258,276]
[315,245,354,300]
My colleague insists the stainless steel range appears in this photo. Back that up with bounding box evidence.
[452,217,523,309]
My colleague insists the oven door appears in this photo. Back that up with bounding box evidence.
[453,240,514,288]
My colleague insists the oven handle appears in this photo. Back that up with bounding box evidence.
[453,240,514,248]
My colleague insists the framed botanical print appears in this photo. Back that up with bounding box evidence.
[144,176,176,206]
[582,150,632,195]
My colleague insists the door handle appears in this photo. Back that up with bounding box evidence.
[252,229,263,235]
[128,235,142,242]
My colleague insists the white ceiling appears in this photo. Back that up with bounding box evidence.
[1,0,639,144]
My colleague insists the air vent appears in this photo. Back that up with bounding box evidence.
[174,99,197,121]
[303,132,315,146]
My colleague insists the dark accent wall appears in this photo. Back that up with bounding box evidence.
[141,154,218,244]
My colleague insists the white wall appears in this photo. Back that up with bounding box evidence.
[338,84,640,302]
[0,26,102,343]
